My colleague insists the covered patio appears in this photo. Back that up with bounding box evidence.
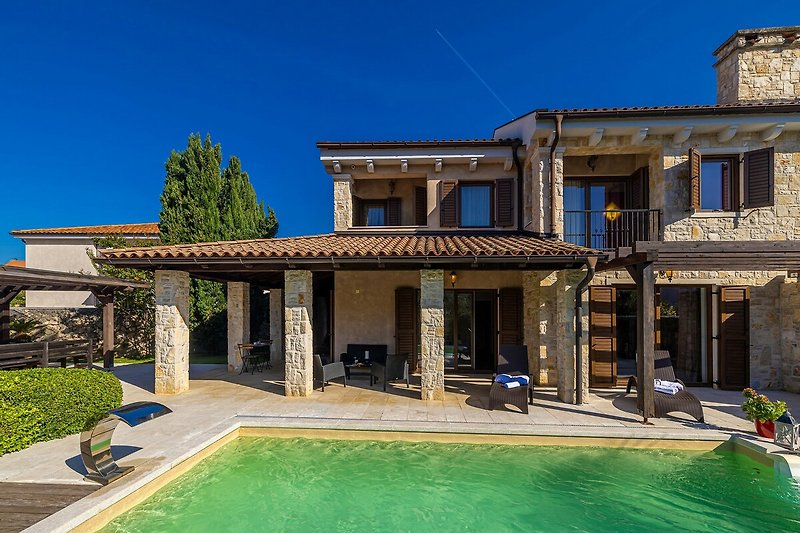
[98,232,605,403]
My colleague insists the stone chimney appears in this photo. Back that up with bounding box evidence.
[714,26,800,104]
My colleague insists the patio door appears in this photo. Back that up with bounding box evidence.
[443,290,498,373]
[719,287,749,390]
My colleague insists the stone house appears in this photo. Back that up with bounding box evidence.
[99,26,800,402]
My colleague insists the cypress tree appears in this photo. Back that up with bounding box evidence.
[220,156,278,240]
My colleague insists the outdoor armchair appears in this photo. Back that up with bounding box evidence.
[370,354,410,391]
[313,354,347,392]
[489,344,533,413]
[626,350,705,423]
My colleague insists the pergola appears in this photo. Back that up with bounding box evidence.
[598,240,800,422]
[0,266,150,365]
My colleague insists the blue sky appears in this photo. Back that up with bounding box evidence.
[0,1,796,262]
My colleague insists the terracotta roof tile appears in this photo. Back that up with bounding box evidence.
[11,223,160,236]
[98,233,601,262]
[3,259,25,268]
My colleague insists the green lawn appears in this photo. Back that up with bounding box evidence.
[114,355,226,365]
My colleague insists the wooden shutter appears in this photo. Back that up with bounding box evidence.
[629,167,649,210]
[414,186,427,226]
[386,197,401,226]
[352,196,363,227]
[589,286,616,387]
[395,287,416,370]
[495,178,514,227]
[720,286,750,390]
[721,161,731,211]
[498,288,523,345]
[689,148,701,210]
[439,180,458,227]
[743,147,774,208]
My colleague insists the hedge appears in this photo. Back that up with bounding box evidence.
[0,368,123,455]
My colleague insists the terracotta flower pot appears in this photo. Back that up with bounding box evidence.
[755,420,775,439]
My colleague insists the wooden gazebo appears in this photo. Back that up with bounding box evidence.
[0,266,149,365]
[599,241,800,422]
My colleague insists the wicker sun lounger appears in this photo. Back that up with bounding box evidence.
[626,350,705,423]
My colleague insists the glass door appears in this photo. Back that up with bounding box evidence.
[443,290,480,372]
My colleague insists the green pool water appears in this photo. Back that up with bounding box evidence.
[101,437,800,532]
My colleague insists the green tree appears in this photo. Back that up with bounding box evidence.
[92,236,156,359]
[159,133,278,354]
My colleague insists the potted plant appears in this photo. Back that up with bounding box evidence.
[741,388,787,439]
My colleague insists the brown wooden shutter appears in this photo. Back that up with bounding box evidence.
[495,178,514,227]
[721,161,731,211]
[439,180,458,227]
[498,288,523,345]
[589,286,616,387]
[689,148,701,210]
[352,196,364,227]
[743,147,774,208]
[386,197,401,226]
[629,167,649,210]
[395,287,416,370]
[720,286,750,390]
[414,186,427,226]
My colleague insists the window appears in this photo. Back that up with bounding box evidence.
[689,147,774,211]
[459,184,492,227]
[364,201,386,226]
[700,157,737,211]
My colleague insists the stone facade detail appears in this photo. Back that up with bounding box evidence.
[269,288,283,366]
[522,271,542,383]
[419,269,445,400]
[154,270,190,395]
[780,277,800,393]
[226,281,250,373]
[714,27,800,104]
[284,270,313,397]
[333,174,353,232]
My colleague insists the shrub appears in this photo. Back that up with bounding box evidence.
[741,387,787,422]
[0,368,123,455]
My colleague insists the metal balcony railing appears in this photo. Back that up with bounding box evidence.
[564,209,663,251]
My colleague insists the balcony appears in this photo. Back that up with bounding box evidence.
[564,209,663,251]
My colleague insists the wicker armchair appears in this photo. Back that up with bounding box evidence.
[313,354,347,392]
[370,354,410,391]
[626,350,704,423]
[489,345,533,413]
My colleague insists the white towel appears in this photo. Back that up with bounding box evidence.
[654,379,684,395]
[503,381,521,389]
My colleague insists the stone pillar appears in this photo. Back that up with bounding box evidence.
[522,271,543,384]
[269,288,283,367]
[155,270,190,395]
[780,277,800,393]
[552,147,565,238]
[284,271,313,397]
[333,174,353,232]
[538,270,579,404]
[227,281,250,373]
[420,269,445,400]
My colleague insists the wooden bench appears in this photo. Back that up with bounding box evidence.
[0,339,95,370]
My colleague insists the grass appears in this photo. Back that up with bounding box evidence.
[114,357,155,365]
[113,355,227,365]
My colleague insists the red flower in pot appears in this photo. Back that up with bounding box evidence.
[741,388,787,439]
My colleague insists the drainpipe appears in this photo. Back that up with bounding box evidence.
[574,256,597,405]
[549,115,563,237]
[511,139,524,231]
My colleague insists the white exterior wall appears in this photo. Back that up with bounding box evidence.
[24,238,99,307]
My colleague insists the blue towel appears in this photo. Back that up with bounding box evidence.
[495,374,530,386]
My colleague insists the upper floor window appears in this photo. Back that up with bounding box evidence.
[364,201,386,226]
[689,147,774,211]
[439,178,514,228]
[459,184,493,227]
[352,197,401,226]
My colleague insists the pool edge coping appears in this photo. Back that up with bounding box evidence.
[23,418,800,533]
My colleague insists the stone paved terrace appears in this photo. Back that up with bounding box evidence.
[3,363,800,489]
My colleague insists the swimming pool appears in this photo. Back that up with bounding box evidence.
[100,436,800,532]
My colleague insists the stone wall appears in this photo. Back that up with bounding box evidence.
[333,175,353,231]
[226,281,250,373]
[154,270,190,395]
[714,27,800,104]
[419,269,444,401]
[780,278,800,393]
[284,270,313,397]
[9,307,99,342]
[269,289,283,366]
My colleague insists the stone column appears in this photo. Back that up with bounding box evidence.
[552,147,565,238]
[333,174,353,232]
[420,269,445,401]
[154,270,190,395]
[284,270,313,397]
[780,277,800,393]
[269,288,283,367]
[227,281,250,373]
[554,270,580,404]
[522,271,543,384]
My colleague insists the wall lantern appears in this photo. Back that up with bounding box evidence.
[774,410,800,450]
[658,270,674,282]
[81,401,172,485]
[450,271,458,288]
[605,201,620,221]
